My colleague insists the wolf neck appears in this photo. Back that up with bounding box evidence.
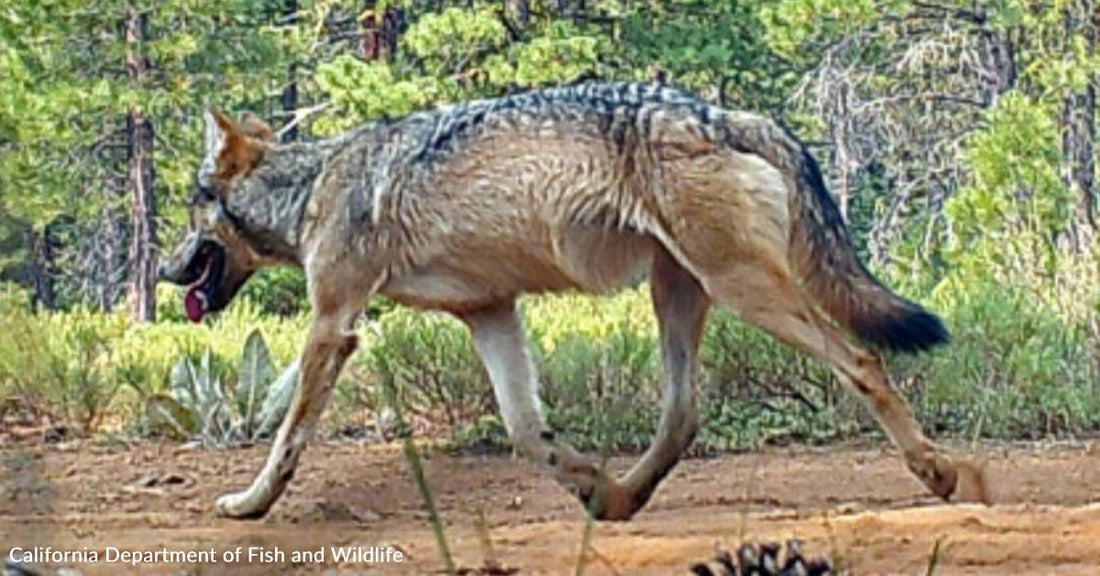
[225,141,333,265]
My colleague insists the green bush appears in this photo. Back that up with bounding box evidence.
[4,254,1100,451]
[526,289,662,451]
[0,293,126,434]
[355,308,491,433]
[896,278,1100,439]
[0,283,306,436]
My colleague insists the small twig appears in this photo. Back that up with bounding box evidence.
[276,101,333,139]
[737,453,764,543]
[380,374,457,575]
[821,510,846,574]
[925,538,944,576]
[970,410,985,451]
[575,394,619,576]
[574,456,609,576]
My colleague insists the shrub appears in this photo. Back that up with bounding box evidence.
[0,302,125,434]
[354,308,492,435]
[525,289,662,451]
[896,278,1100,438]
[0,283,306,437]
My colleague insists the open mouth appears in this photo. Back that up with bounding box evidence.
[182,243,226,323]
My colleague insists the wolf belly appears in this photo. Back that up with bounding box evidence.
[380,225,654,313]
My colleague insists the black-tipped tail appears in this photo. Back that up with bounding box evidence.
[788,147,950,354]
[849,301,950,353]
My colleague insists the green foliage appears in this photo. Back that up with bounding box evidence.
[237,268,309,317]
[0,0,302,310]
[402,7,508,73]
[699,311,858,449]
[525,289,660,451]
[499,23,601,87]
[236,329,277,438]
[761,0,903,62]
[947,93,1070,273]
[313,3,605,132]
[6,268,1100,450]
[356,308,490,431]
[0,296,126,434]
[315,56,434,130]
[163,350,232,443]
[618,0,793,109]
[897,277,1100,439]
[0,284,304,436]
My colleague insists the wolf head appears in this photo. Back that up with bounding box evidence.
[158,108,278,323]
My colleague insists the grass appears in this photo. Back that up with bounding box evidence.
[3,252,1100,454]
[925,538,944,576]
[378,369,457,575]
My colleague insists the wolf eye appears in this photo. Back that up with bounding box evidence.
[190,185,217,206]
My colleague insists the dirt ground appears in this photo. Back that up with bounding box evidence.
[2,439,1100,575]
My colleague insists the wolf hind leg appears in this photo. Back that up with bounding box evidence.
[462,301,637,520]
[700,263,988,504]
[613,247,709,517]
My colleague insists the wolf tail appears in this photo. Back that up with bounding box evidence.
[721,114,949,353]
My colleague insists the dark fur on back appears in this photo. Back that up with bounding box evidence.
[406,81,949,353]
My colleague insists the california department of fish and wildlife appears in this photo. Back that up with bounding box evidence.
[7,545,405,566]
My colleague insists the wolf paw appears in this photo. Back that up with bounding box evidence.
[215,490,270,520]
[581,478,637,522]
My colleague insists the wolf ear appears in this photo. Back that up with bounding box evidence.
[239,112,275,141]
[200,107,231,185]
[203,107,229,159]
[200,106,268,186]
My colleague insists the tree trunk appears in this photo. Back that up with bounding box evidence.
[125,6,157,323]
[830,82,854,219]
[93,203,127,312]
[1062,0,1097,247]
[282,0,300,142]
[25,227,57,310]
[360,1,403,62]
[979,28,1017,107]
[506,0,530,32]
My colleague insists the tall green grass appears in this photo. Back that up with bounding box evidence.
[2,253,1098,448]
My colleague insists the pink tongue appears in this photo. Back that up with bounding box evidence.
[184,287,206,323]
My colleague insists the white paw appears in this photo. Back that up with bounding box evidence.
[215,491,265,519]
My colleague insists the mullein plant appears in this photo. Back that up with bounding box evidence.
[144,329,299,447]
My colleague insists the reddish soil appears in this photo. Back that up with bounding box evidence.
[2,440,1100,575]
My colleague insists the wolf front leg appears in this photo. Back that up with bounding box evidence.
[462,301,636,520]
[216,314,358,518]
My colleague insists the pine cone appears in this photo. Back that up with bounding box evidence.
[689,540,833,576]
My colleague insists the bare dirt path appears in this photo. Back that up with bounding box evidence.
[3,440,1100,575]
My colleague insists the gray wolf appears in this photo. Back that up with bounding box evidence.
[159,82,987,521]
